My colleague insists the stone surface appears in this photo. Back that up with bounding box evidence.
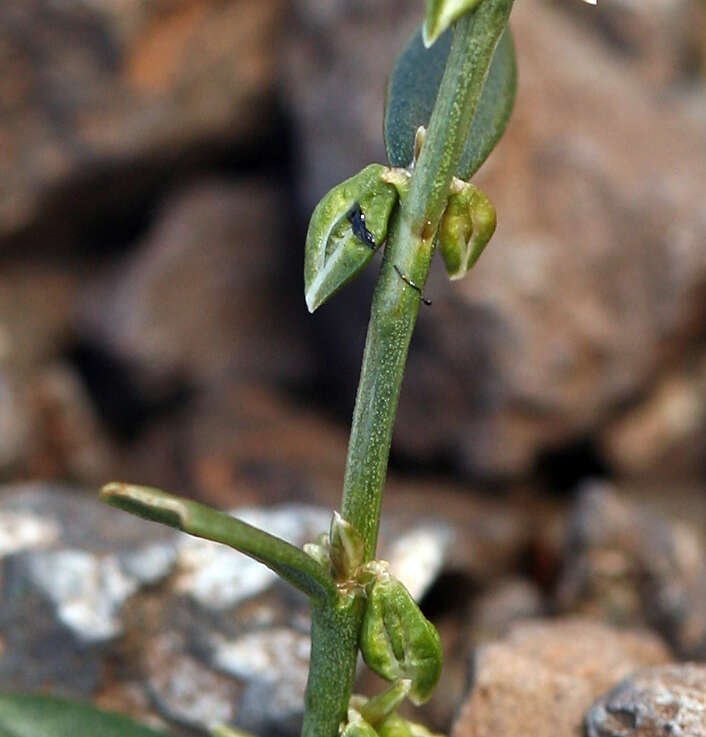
[0,361,116,485]
[282,0,416,212]
[0,0,282,238]
[586,664,706,737]
[0,482,478,735]
[599,355,706,478]
[558,482,706,659]
[78,181,313,394]
[180,381,350,510]
[452,618,671,737]
[400,0,706,479]
[559,0,703,88]
[470,578,545,643]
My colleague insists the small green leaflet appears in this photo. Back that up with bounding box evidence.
[383,26,516,179]
[0,692,177,737]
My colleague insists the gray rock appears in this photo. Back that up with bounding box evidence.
[586,664,706,737]
[558,482,706,659]
[0,485,178,647]
[0,483,463,735]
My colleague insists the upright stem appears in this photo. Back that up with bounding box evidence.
[341,0,513,561]
[303,2,513,735]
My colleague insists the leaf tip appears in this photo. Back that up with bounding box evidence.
[421,23,438,48]
[100,482,185,530]
[305,289,320,314]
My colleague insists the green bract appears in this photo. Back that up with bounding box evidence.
[360,570,442,705]
[329,512,365,580]
[304,164,398,313]
[423,0,484,47]
[438,179,496,279]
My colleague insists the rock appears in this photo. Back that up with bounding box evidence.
[452,618,671,737]
[282,0,416,211]
[181,382,350,510]
[399,0,706,479]
[0,482,474,735]
[599,356,706,478]
[470,578,545,643]
[0,0,283,239]
[78,181,313,395]
[558,482,706,659]
[285,0,706,481]
[560,0,702,88]
[0,484,177,696]
[0,361,116,485]
[0,369,31,477]
[0,265,76,369]
[586,664,706,737]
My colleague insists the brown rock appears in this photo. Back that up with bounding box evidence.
[0,264,77,369]
[586,664,706,736]
[600,356,706,478]
[0,0,282,238]
[470,578,545,643]
[286,0,706,481]
[400,0,706,479]
[78,180,313,393]
[558,482,706,659]
[557,0,703,87]
[183,381,349,509]
[452,618,671,737]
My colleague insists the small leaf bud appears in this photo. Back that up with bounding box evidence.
[360,567,442,705]
[438,179,496,280]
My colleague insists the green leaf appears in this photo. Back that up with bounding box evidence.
[304,165,398,313]
[384,26,516,179]
[100,482,337,603]
[359,568,442,706]
[0,692,176,737]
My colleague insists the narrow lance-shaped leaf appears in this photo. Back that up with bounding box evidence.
[100,483,337,603]
[384,26,516,179]
[0,692,177,737]
[304,164,398,313]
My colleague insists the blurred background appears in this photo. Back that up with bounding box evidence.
[0,0,705,734]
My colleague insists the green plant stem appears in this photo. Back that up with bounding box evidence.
[301,597,363,737]
[303,2,513,736]
[342,0,513,561]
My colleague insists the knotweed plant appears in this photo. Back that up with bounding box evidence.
[0,0,528,735]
